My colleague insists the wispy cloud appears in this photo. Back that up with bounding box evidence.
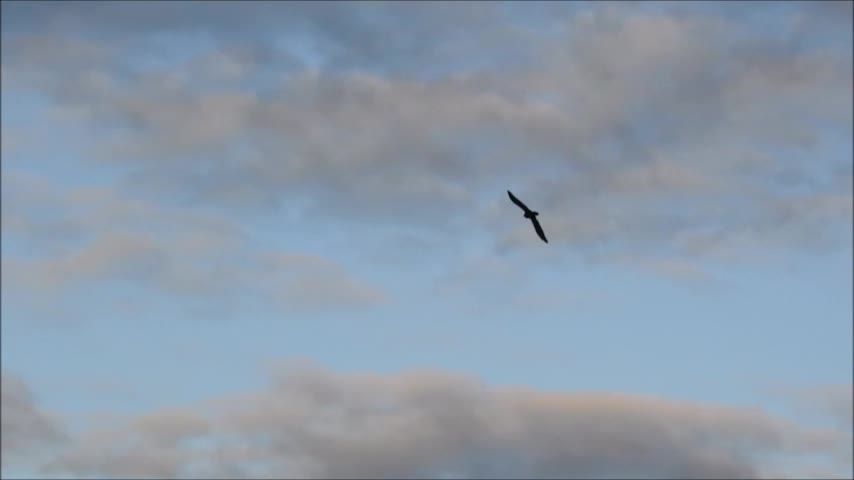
[1,172,386,322]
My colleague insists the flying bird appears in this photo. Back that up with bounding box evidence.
[507,190,548,243]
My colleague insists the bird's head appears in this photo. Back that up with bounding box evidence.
[525,211,539,218]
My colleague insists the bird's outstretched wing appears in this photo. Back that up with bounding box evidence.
[507,190,530,212]
[530,217,548,243]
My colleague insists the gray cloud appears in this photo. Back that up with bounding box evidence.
[2,2,851,270]
[1,371,68,468]
[29,363,851,479]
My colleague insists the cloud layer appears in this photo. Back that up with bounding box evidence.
[3,1,851,266]
[1,366,848,479]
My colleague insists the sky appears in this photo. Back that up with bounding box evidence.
[1,1,852,479]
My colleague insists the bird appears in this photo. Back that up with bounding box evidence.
[507,190,548,243]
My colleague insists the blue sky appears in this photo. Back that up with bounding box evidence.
[2,1,852,479]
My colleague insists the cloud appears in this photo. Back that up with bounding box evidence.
[1,171,386,322]
[16,363,847,479]
[266,254,388,311]
[4,1,850,274]
[765,384,854,480]
[610,256,720,287]
[786,384,854,429]
[1,371,68,468]
[0,1,514,76]
[816,385,854,428]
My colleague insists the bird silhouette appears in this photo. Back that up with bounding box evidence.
[507,190,548,243]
